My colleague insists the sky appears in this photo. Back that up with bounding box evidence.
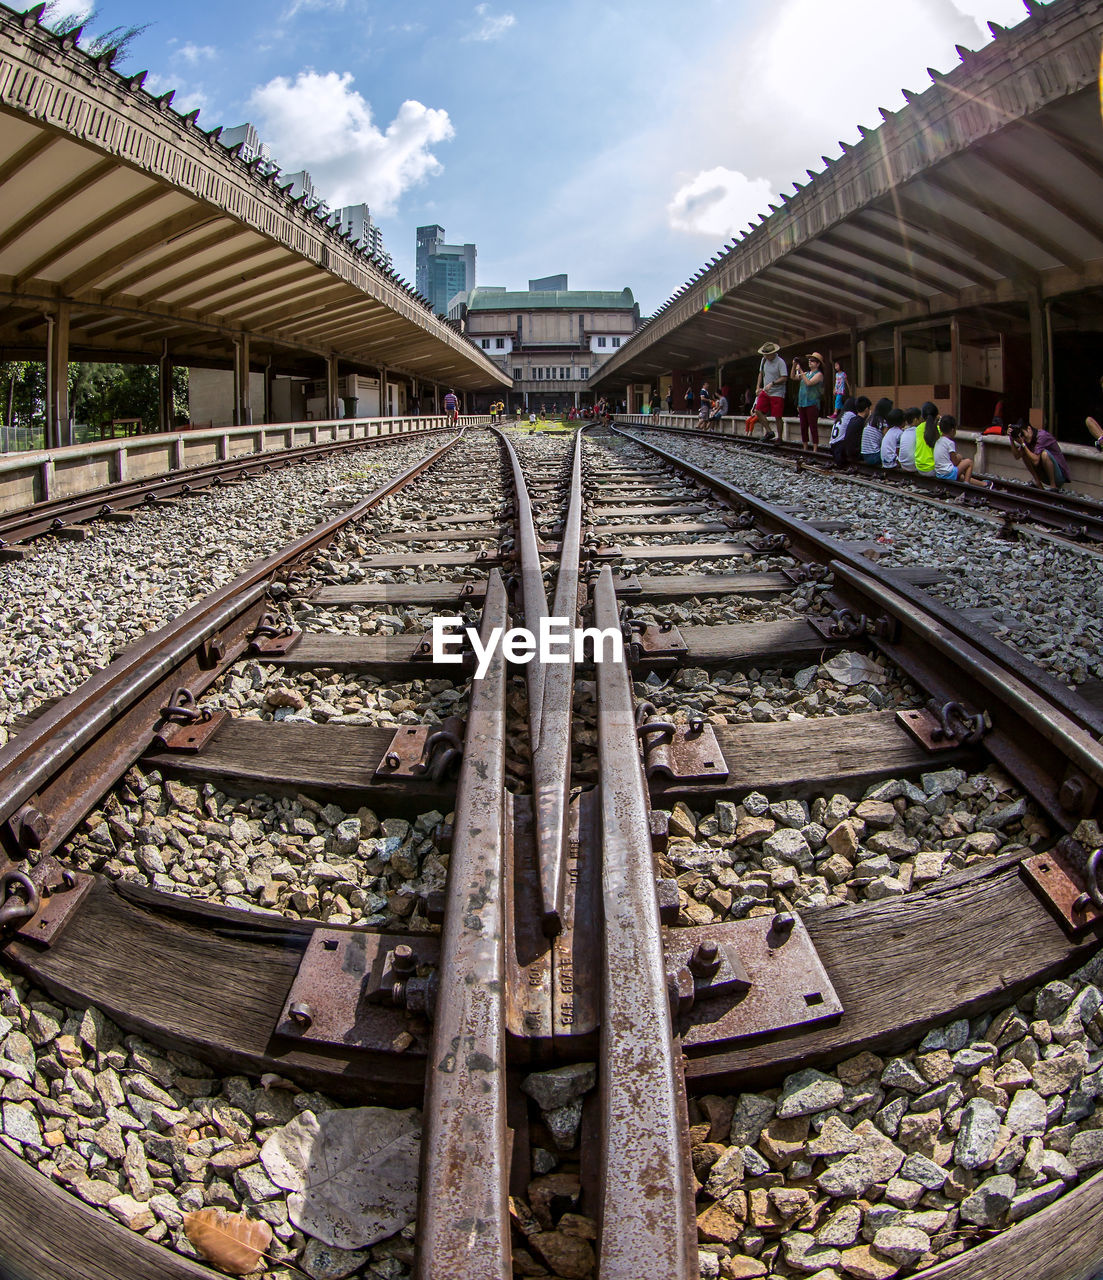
[47,0,1037,313]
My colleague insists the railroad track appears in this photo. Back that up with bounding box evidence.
[631,421,1103,549]
[0,423,1101,1280]
[0,421,461,556]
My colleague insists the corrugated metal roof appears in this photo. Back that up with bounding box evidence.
[467,287,636,311]
[591,0,1103,388]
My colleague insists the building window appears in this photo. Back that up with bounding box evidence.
[534,367,541,380]
[513,367,522,379]
[611,337,621,348]
[580,368,589,379]
[560,367,567,379]
[597,337,607,347]
[481,339,490,349]
[495,338,505,349]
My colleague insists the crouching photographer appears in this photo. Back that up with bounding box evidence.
[1009,421,1071,492]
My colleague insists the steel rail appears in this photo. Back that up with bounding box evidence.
[491,427,549,739]
[628,421,1103,544]
[0,431,465,858]
[490,424,578,935]
[531,428,584,935]
[415,570,511,1280]
[0,425,459,548]
[611,425,1103,741]
[592,565,697,1279]
[831,558,1103,800]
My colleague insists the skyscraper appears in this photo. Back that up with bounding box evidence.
[416,225,477,315]
[334,204,392,269]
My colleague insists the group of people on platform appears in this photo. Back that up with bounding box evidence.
[670,339,1093,493]
[828,396,995,487]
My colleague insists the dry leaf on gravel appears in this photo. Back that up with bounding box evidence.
[260,1106,421,1249]
[183,1208,273,1275]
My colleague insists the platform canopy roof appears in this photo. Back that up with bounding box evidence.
[0,5,509,388]
[592,0,1103,387]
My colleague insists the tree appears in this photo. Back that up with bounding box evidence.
[41,3,150,66]
[69,362,189,430]
[0,361,44,428]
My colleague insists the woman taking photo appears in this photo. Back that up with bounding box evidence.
[792,352,825,453]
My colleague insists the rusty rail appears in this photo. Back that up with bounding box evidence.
[0,425,458,549]
[492,427,549,740]
[0,431,464,862]
[531,428,584,936]
[415,570,511,1280]
[592,565,697,1278]
[613,425,1103,742]
[626,419,1103,545]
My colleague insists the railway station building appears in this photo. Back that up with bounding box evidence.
[454,280,641,412]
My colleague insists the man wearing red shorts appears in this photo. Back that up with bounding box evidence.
[753,341,787,441]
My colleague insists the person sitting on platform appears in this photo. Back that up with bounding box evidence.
[861,396,892,466]
[913,402,942,475]
[897,407,921,472]
[933,415,991,488]
[829,396,870,467]
[706,390,728,429]
[880,407,905,470]
[1010,421,1071,491]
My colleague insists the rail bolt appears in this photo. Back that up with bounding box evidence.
[392,944,417,974]
[288,1001,313,1030]
[688,941,722,979]
[769,912,796,944]
[667,966,695,1018]
[15,806,49,853]
[1059,776,1089,816]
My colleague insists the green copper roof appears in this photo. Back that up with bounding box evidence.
[466,287,636,311]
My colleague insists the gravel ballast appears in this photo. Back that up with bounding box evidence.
[0,437,446,742]
[631,429,1103,689]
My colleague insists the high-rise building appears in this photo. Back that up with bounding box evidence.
[416,225,477,315]
[333,204,392,269]
[220,124,391,265]
[529,274,568,292]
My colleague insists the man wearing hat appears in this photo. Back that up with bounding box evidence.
[753,342,787,441]
[792,352,826,453]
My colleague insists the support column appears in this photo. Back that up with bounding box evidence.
[381,367,390,417]
[45,303,70,449]
[892,326,902,407]
[232,340,242,426]
[238,335,252,425]
[1028,291,1048,430]
[1045,301,1055,430]
[326,355,339,420]
[950,315,961,420]
[264,359,274,426]
[158,342,173,434]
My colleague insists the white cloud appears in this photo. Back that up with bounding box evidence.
[248,70,454,214]
[282,0,347,17]
[144,72,209,115]
[464,3,516,41]
[178,42,217,63]
[949,0,1034,42]
[667,167,777,238]
[44,0,91,27]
